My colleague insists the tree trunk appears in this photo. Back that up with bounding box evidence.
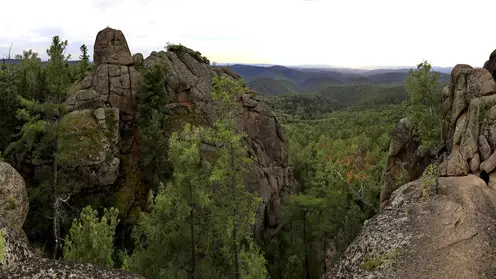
[303,212,310,279]
[189,184,197,279]
[52,155,59,259]
[230,144,240,279]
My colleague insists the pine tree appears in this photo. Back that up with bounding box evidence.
[205,76,267,279]
[63,206,119,267]
[138,64,171,191]
[130,75,268,279]
[78,44,90,80]
[130,124,216,278]
[45,35,71,103]
[405,61,442,152]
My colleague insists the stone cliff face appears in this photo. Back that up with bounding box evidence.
[142,49,296,239]
[326,54,496,278]
[379,118,431,209]
[64,27,296,240]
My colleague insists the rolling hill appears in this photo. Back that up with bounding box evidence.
[223,64,450,95]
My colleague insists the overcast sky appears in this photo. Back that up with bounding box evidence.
[1,0,495,68]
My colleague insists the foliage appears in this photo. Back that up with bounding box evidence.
[63,206,119,268]
[0,63,21,151]
[77,44,90,80]
[130,75,267,279]
[138,63,171,191]
[405,61,442,153]
[420,164,440,201]
[45,35,72,103]
[166,42,210,65]
[130,123,215,278]
[266,99,404,278]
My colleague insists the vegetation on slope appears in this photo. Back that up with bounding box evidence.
[0,33,443,279]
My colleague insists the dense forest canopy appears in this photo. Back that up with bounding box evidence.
[0,33,442,279]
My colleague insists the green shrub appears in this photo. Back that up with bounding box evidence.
[165,42,210,65]
[63,206,119,268]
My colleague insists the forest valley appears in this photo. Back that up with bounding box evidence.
[0,34,442,279]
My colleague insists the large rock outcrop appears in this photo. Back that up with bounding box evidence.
[57,108,120,187]
[62,28,296,241]
[327,56,496,278]
[142,49,297,240]
[0,162,29,229]
[439,64,496,177]
[379,118,431,208]
[0,162,143,278]
[326,175,496,279]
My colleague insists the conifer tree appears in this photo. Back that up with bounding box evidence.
[63,205,119,267]
[138,64,171,191]
[405,61,442,152]
[78,44,90,80]
[45,35,71,103]
[131,124,215,278]
[205,76,267,279]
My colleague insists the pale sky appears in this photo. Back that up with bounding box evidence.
[0,0,495,68]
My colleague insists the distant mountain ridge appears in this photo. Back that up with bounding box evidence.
[221,64,451,95]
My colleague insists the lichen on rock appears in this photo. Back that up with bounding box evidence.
[57,108,120,187]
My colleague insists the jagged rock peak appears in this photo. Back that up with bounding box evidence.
[93,27,134,66]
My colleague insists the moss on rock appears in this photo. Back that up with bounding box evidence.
[57,110,108,167]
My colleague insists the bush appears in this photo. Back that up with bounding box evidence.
[165,42,210,65]
[63,206,119,268]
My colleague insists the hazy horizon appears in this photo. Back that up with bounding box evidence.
[1,0,495,68]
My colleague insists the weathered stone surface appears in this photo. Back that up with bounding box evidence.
[452,112,467,145]
[2,257,144,279]
[0,220,33,270]
[57,108,120,187]
[0,162,29,229]
[470,153,480,172]
[337,58,496,278]
[380,118,431,208]
[439,149,469,176]
[93,27,134,66]
[481,151,496,173]
[0,220,142,278]
[326,175,496,279]
[479,135,492,161]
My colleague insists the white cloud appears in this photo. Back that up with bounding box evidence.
[1,0,495,67]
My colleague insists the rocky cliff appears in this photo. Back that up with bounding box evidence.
[13,27,296,245]
[326,55,496,278]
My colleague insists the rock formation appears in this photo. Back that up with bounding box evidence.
[62,27,296,241]
[0,162,29,229]
[379,118,431,208]
[0,162,143,278]
[325,175,496,279]
[142,48,297,240]
[439,64,496,177]
[326,55,496,278]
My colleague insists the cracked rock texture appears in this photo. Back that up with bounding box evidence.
[326,175,496,279]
